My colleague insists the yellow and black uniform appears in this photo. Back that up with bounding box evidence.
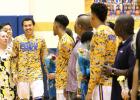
[0,50,15,100]
[88,25,117,93]
[11,34,48,82]
[55,33,74,89]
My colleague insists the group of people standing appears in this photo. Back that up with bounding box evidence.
[0,2,140,100]
[47,2,139,100]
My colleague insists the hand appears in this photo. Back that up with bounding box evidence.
[86,93,92,100]
[13,74,18,84]
[76,94,82,99]
[47,73,55,80]
[121,88,130,100]
[102,66,114,76]
[76,88,82,99]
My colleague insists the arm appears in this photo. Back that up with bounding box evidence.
[56,37,74,72]
[10,38,19,84]
[113,68,128,76]
[102,67,128,76]
[61,39,74,59]
[41,39,48,64]
[87,33,106,94]
[40,39,48,73]
[11,39,19,75]
[131,59,139,100]
[103,47,136,77]
[125,48,136,78]
[86,33,108,100]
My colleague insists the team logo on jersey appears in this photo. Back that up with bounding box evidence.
[20,42,38,51]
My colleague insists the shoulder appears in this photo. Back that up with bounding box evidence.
[61,33,74,45]
[34,35,46,43]
[14,34,24,42]
[104,26,116,41]
[15,34,24,39]
[97,25,115,34]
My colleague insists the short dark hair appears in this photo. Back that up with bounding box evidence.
[0,25,3,30]
[91,3,108,22]
[22,17,35,26]
[2,23,12,28]
[115,15,134,36]
[81,31,93,43]
[54,15,69,28]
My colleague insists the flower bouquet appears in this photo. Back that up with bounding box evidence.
[117,76,129,100]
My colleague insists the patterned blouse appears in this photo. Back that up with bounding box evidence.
[55,33,74,89]
[76,43,90,89]
[88,25,117,93]
[11,34,48,82]
[0,50,15,100]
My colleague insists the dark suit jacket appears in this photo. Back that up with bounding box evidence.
[111,36,136,100]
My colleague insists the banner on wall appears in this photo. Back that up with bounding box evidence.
[85,0,140,16]
[85,0,140,29]
[85,0,94,13]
